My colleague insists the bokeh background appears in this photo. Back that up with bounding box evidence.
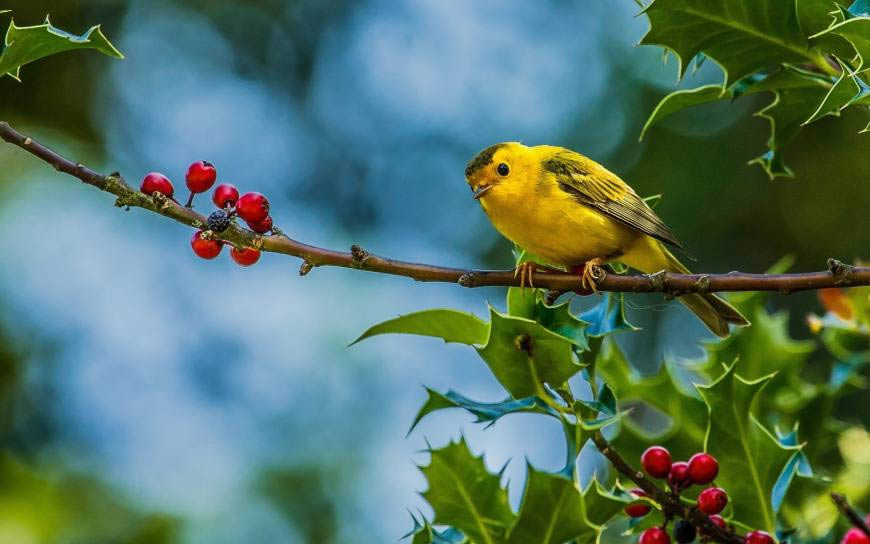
[1,1,869,542]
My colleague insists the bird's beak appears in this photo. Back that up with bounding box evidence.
[472,183,493,200]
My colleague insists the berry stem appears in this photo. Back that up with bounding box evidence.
[3,121,870,295]
[832,492,870,538]
[185,192,195,208]
[591,431,743,544]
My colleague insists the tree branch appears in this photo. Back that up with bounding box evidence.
[831,492,870,538]
[592,432,743,544]
[3,120,870,295]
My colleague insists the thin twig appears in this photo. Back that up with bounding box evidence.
[592,432,743,544]
[2,120,870,295]
[832,492,870,538]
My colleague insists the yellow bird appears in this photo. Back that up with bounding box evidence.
[465,142,749,338]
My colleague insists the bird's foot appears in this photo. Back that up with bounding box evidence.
[513,262,561,290]
[575,258,605,294]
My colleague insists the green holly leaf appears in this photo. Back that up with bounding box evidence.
[772,428,814,513]
[702,304,814,383]
[597,339,708,455]
[640,0,823,87]
[413,526,467,544]
[507,287,538,319]
[579,294,638,337]
[0,16,123,80]
[351,309,489,346]
[420,438,513,544]
[749,74,832,178]
[850,0,870,17]
[477,308,584,398]
[507,468,627,544]
[640,84,727,141]
[405,515,468,544]
[408,388,556,435]
[507,291,590,351]
[577,481,634,544]
[801,0,859,59]
[803,58,870,124]
[698,363,802,532]
[799,0,843,35]
[506,466,588,544]
[812,16,870,70]
[506,245,557,319]
[640,70,807,140]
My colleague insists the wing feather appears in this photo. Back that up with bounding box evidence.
[542,149,684,249]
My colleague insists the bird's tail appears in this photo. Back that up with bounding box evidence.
[661,247,749,338]
[625,239,750,338]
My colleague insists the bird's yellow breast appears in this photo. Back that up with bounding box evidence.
[479,172,640,267]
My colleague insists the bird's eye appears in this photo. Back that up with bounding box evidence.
[497,163,510,176]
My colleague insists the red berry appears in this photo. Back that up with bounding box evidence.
[709,515,727,530]
[140,172,174,198]
[186,160,217,193]
[641,446,672,479]
[230,246,260,267]
[639,527,670,544]
[213,183,239,209]
[745,530,775,544]
[668,461,692,488]
[698,487,728,515]
[624,488,651,518]
[688,453,719,485]
[236,192,270,223]
[842,528,870,544]
[247,215,273,234]
[190,230,222,259]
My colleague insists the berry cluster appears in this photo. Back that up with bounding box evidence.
[627,446,776,544]
[139,162,273,267]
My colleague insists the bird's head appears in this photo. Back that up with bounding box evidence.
[465,142,534,201]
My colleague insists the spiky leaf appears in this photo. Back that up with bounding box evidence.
[420,439,513,544]
[477,308,583,398]
[579,294,638,337]
[507,291,590,350]
[408,388,556,435]
[0,16,123,80]
[702,300,815,394]
[640,84,726,140]
[803,59,870,124]
[698,363,802,532]
[812,16,870,70]
[507,468,627,544]
[351,309,489,345]
[640,0,820,87]
[507,467,587,544]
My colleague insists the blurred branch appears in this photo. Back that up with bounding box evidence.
[831,492,870,538]
[591,432,742,544]
[2,120,870,295]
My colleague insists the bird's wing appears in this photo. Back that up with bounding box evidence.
[543,149,684,249]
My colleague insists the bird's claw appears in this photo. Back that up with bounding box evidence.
[514,261,536,290]
[579,259,604,294]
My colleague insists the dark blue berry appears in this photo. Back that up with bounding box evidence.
[673,520,696,543]
[207,209,231,233]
